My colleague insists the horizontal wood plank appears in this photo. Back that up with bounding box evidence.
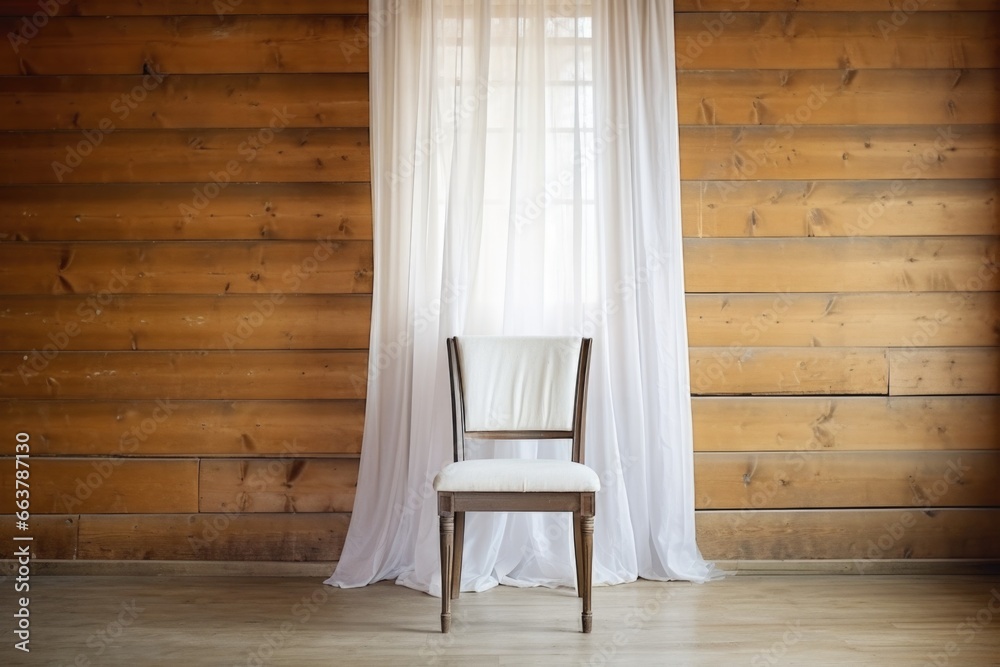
[692,396,1000,452]
[0,183,373,242]
[0,241,373,295]
[11,292,985,352]
[0,399,365,457]
[689,347,888,395]
[199,459,359,513]
[77,512,350,560]
[680,179,1000,238]
[695,508,1000,560]
[0,294,372,350]
[675,12,999,70]
[0,351,369,399]
[686,292,1000,347]
[0,458,198,514]
[0,128,371,184]
[684,237,1000,293]
[680,125,999,181]
[0,515,78,560]
[0,15,369,75]
[888,347,1000,396]
[695,451,1000,510]
[0,74,369,130]
[675,1,997,10]
[678,69,1000,126]
[0,0,369,16]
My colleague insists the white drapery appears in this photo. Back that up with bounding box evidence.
[326,0,717,596]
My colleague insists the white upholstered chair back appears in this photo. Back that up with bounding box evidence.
[455,336,582,432]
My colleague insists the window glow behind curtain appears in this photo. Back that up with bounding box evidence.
[326,0,719,596]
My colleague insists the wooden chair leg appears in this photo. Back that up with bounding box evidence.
[580,515,594,633]
[452,512,465,600]
[573,512,584,598]
[440,514,454,633]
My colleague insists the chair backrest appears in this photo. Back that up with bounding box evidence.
[446,336,592,464]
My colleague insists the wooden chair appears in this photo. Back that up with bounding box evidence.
[433,336,599,633]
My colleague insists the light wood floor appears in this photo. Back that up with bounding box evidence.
[5,574,1000,666]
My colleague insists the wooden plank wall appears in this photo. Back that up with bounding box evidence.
[1,0,997,568]
[676,0,1000,563]
[0,0,371,562]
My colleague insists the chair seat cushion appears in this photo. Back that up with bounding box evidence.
[433,459,601,493]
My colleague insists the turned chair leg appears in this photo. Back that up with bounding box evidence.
[580,515,594,633]
[440,514,454,632]
[452,512,465,600]
[573,512,584,598]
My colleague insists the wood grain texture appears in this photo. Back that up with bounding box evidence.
[1,351,370,400]
[0,128,371,184]
[675,1,998,10]
[77,512,350,560]
[689,347,888,395]
[0,73,369,129]
[683,237,1000,293]
[678,69,1000,126]
[696,508,1000,560]
[0,15,369,75]
[199,459,359,512]
[888,347,1000,395]
[0,294,372,350]
[695,451,1000,509]
[0,399,366,457]
[680,180,999,238]
[0,241,373,295]
[692,396,1000,452]
[0,183,373,242]
[0,0,369,15]
[686,292,1000,347]
[680,125,999,181]
[0,514,78,560]
[674,12,1000,70]
[9,575,1000,665]
[0,458,197,514]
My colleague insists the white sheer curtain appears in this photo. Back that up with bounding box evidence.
[326,0,718,596]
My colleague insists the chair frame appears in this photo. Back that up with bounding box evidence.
[438,336,596,633]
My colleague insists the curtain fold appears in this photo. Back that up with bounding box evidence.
[327,0,718,596]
